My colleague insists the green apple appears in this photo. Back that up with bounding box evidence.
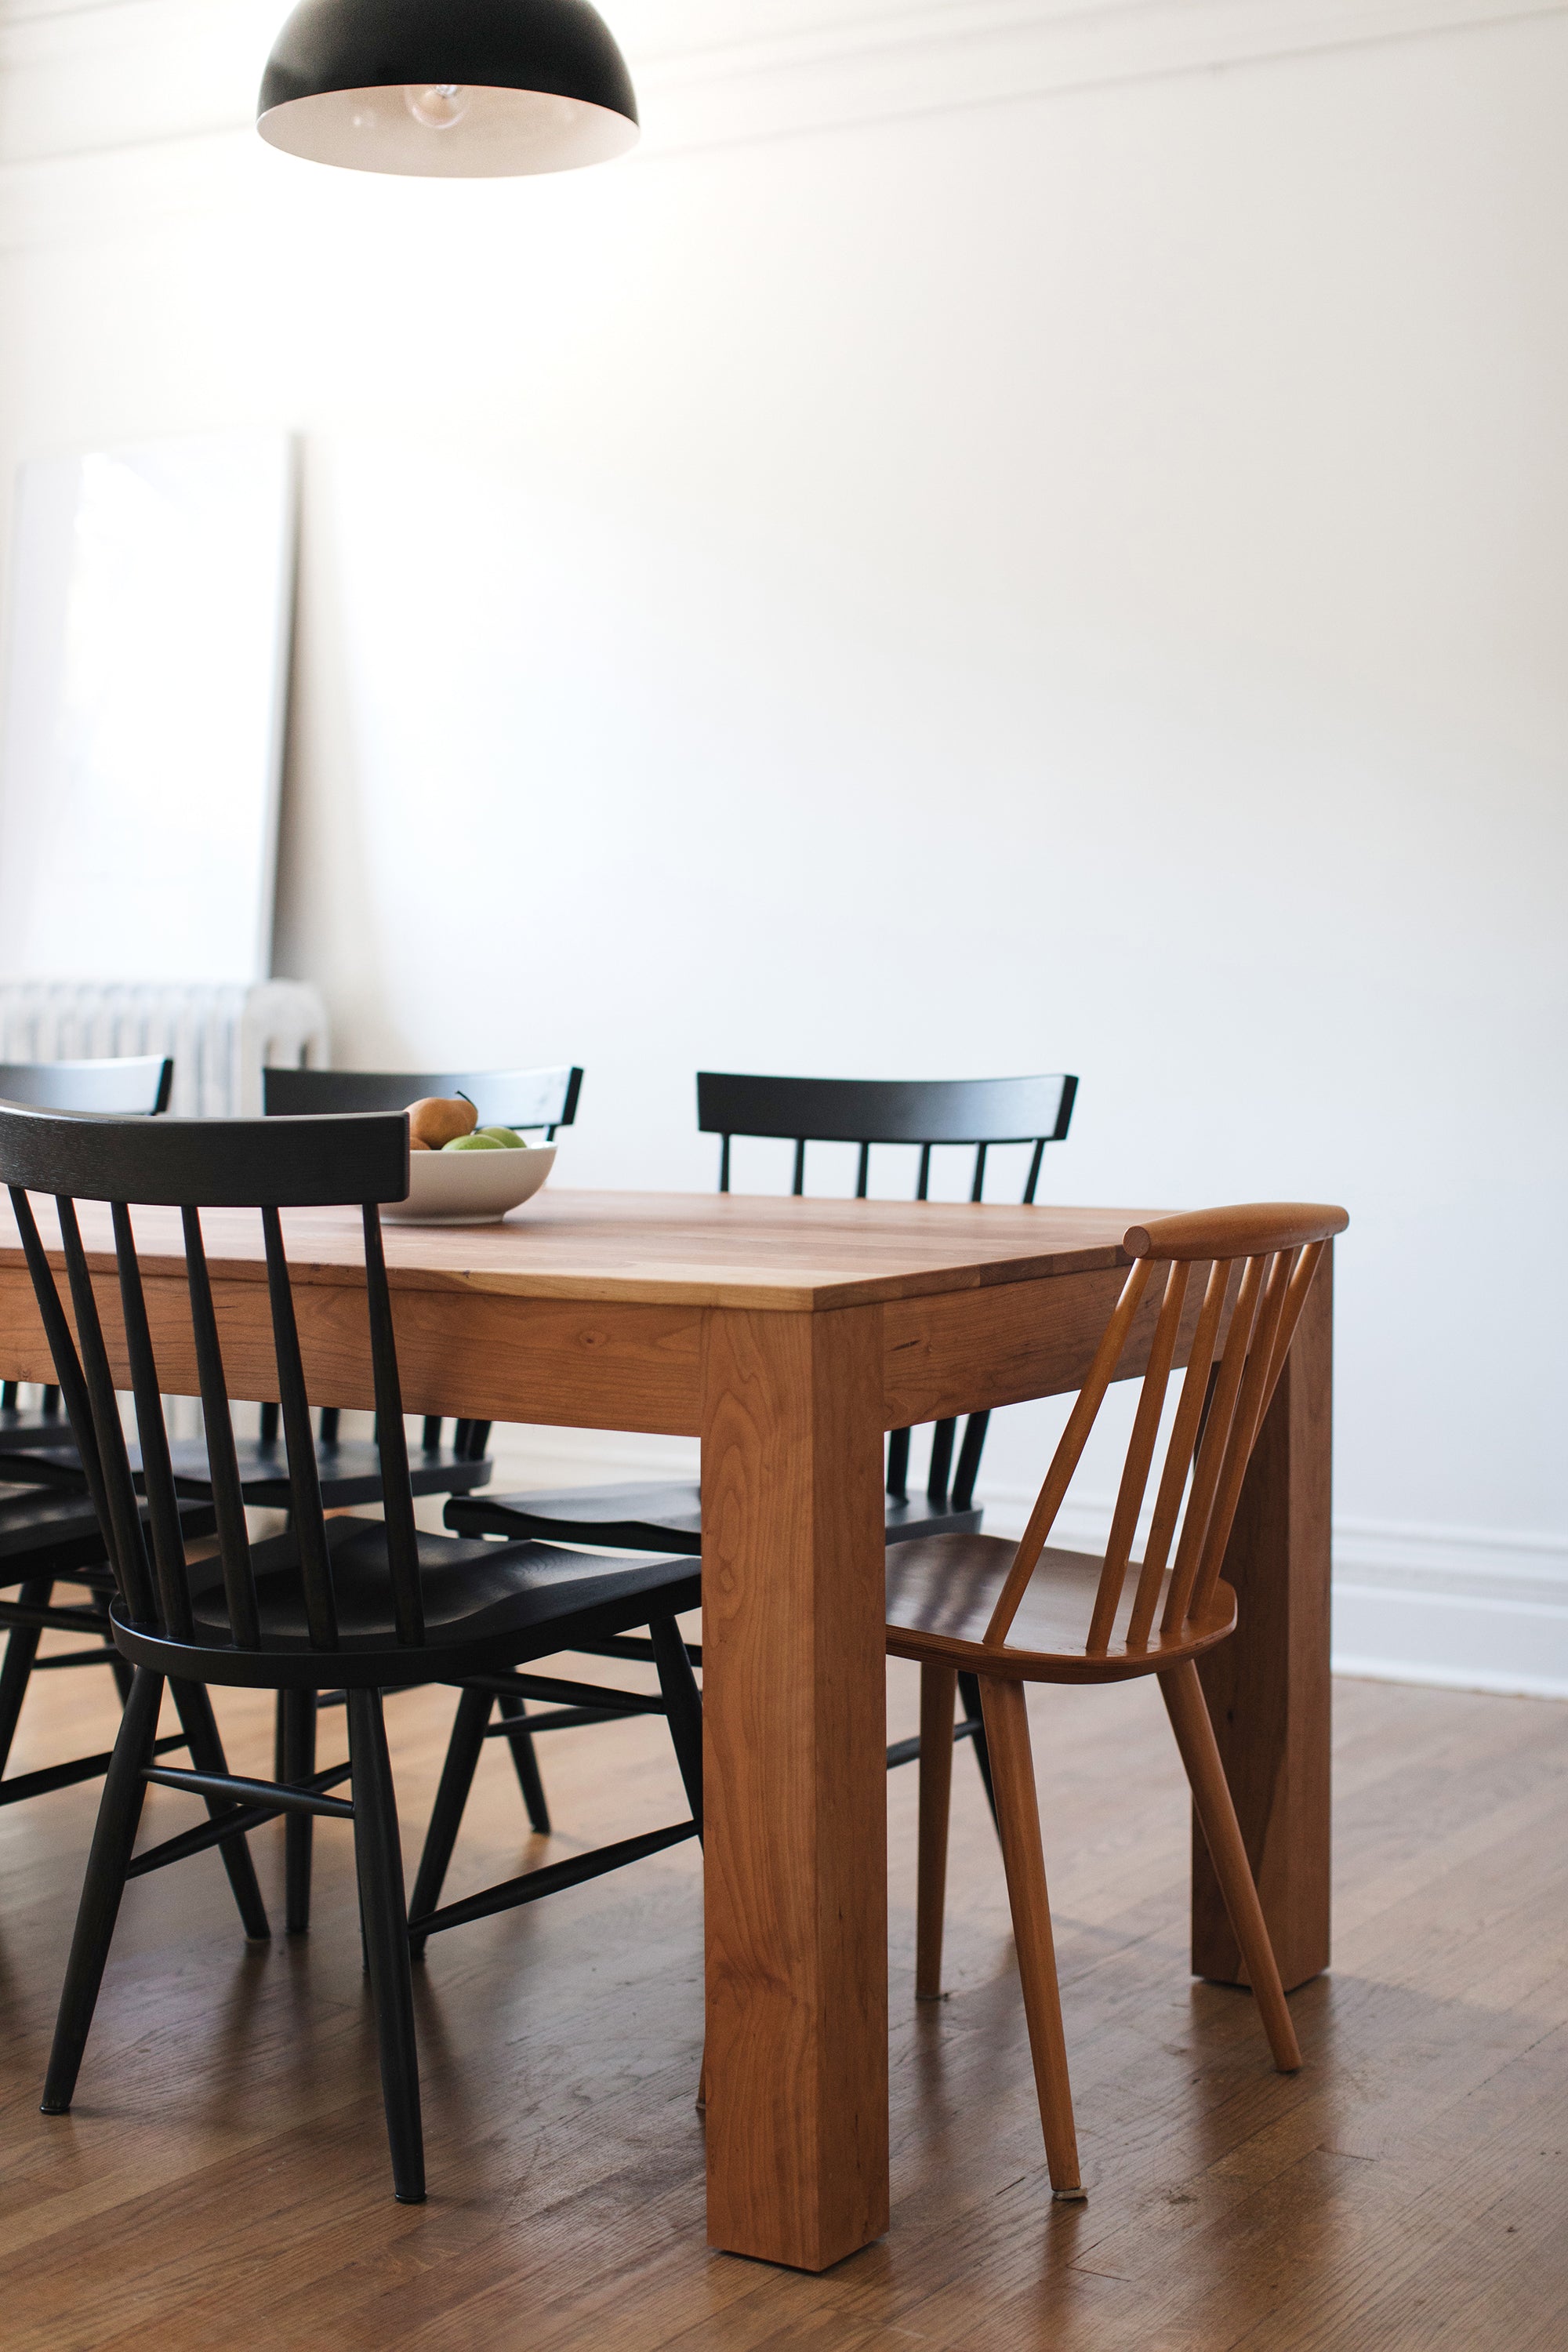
[443,1131,505,1152]
[475,1125,527,1149]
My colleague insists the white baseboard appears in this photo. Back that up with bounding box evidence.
[1329,1522,1568,1700]
[481,1430,1568,1703]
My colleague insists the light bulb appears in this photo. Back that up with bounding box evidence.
[405,84,471,132]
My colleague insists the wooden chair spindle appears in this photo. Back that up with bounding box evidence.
[260,1206,338,1651]
[181,1207,262,1650]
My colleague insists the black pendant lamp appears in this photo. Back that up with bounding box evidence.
[258,0,638,177]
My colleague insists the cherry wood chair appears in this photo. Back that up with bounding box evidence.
[1,1100,700,2205]
[446,1069,1078,1837]
[895,1202,1347,2201]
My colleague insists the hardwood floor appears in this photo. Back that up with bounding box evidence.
[1,1632,1564,2349]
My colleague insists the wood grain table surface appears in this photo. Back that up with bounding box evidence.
[0,1188,1334,2273]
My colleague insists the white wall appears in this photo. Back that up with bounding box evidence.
[1,0,1564,1690]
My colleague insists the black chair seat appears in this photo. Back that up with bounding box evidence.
[172,1515,700,1665]
[0,1483,215,1584]
[446,1478,982,1554]
[0,1414,88,1491]
[0,1431,494,1512]
[157,1434,494,1512]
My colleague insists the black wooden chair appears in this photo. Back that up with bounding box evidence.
[0,1058,173,1487]
[0,1487,220,1813]
[0,1056,221,1809]
[260,1062,582,1488]
[0,1100,700,2205]
[253,1064,585,1883]
[447,1070,1077,1829]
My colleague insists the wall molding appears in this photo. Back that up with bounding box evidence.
[0,0,1563,247]
[481,1425,1568,1701]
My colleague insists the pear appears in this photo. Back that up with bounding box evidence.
[406,1095,477,1149]
[444,1131,504,1152]
[476,1125,527,1149]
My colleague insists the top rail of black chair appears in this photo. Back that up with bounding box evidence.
[696,1072,1076,1149]
[0,1104,409,1208]
[0,1057,172,1116]
[263,1064,583,1134]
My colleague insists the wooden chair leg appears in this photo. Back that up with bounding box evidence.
[167,1679,271,1943]
[347,1687,425,2203]
[408,1684,492,1958]
[281,1690,318,1933]
[978,1676,1083,2198]
[1160,1660,1301,2074]
[916,1662,956,1999]
[0,1577,49,1777]
[495,1694,551,1835]
[42,1668,162,2114]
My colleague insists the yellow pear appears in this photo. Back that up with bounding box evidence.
[405,1095,477,1149]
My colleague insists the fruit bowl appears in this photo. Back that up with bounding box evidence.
[382,1142,557,1227]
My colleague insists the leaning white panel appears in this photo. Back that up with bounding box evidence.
[0,427,296,987]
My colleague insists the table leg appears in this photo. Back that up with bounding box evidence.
[1193,1243,1333,1991]
[701,1303,889,2271]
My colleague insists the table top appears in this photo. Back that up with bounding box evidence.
[0,1189,1156,1313]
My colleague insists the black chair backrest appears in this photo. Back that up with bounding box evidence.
[0,1060,169,1413]
[0,1104,420,1656]
[263,1064,582,1138]
[697,1070,1076,1202]
[695,1071,1080,1515]
[0,1056,173,1116]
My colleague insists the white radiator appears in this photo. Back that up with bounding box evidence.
[0,980,329,1115]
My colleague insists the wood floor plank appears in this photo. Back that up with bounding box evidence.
[0,1651,1564,2347]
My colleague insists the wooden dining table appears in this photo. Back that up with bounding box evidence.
[0,1187,1332,2273]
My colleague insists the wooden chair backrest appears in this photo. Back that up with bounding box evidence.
[263,1063,583,1138]
[697,1070,1080,1515]
[983,1203,1349,1653]
[0,1103,420,1657]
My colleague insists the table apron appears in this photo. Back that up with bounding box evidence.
[0,1258,1231,1436]
[883,1261,1225,1425]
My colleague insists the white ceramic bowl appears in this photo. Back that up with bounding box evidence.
[381,1142,556,1226]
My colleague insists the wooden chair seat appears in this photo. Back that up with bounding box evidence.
[165,1519,699,1671]
[449,1477,984,1555]
[159,1432,494,1511]
[886,1533,1236,1681]
[0,1486,213,1583]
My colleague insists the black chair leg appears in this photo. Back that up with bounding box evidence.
[168,1679,271,1943]
[958,1670,1000,1835]
[347,1686,425,2204]
[281,1690,318,1933]
[42,1667,162,2114]
[0,1576,49,1776]
[408,1685,492,1958]
[496,1693,550,1835]
[650,1614,703,1836]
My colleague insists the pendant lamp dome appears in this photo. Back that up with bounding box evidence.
[257,0,638,177]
